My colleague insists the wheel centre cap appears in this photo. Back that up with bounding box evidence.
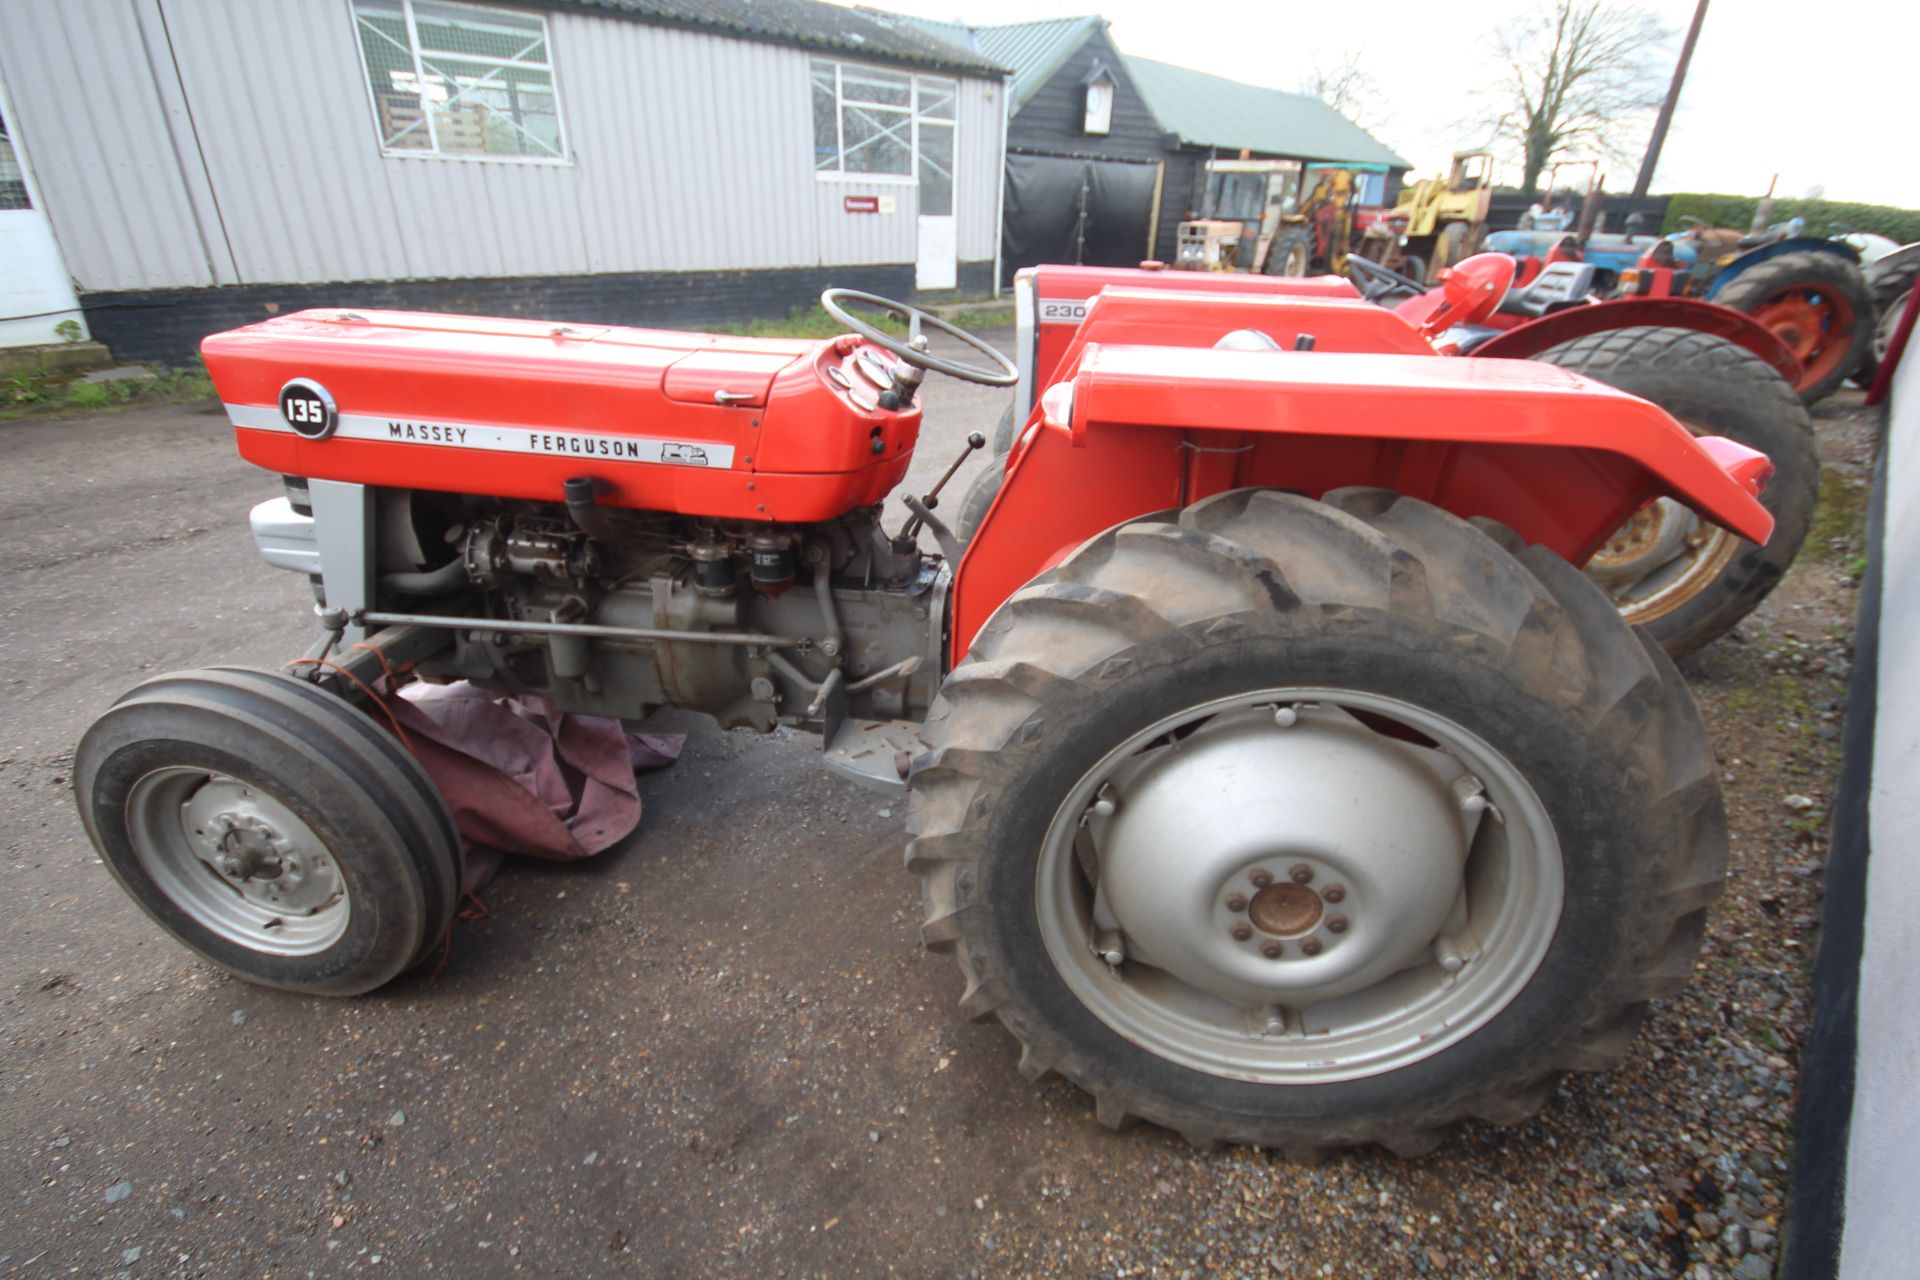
[1091,705,1478,1006]
[1250,882,1321,936]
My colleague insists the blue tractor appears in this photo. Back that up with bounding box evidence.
[1484,216,1874,402]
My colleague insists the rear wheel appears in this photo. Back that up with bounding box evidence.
[1532,326,1819,658]
[908,489,1723,1154]
[1713,250,1874,403]
[75,668,461,995]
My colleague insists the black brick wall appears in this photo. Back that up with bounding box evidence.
[81,261,997,367]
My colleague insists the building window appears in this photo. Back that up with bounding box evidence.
[351,0,566,161]
[0,105,30,210]
[1083,78,1113,136]
[812,59,956,183]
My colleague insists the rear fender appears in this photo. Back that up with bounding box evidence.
[1868,242,1920,286]
[951,343,1774,660]
[1470,296,1805,385]
[1704,237,1861,299]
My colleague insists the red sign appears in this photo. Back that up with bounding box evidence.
[843,195,880,214]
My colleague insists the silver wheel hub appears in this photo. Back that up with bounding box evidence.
[183,785,344,917]
[126,769,351,955]
[1093,706,1478,1007]
[1037,688,1562,1084]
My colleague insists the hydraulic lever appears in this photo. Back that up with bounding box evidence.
[898,430,986,566]
[902,430,985,541]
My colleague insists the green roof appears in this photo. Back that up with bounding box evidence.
[1124,56,1409,169]
[905,15,1104,111]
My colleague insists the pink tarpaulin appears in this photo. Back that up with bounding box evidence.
[389,682,681,892]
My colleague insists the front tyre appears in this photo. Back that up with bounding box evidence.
[1265,229,1313,277]
[75,668,462,995]
[907,489,1724,1155]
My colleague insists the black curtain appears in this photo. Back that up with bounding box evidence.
[1003,155,1161,281]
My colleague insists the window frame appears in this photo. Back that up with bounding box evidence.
[348,0,573,166]
[812,58,957,189]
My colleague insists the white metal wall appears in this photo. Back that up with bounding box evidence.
[0,0,1003,290]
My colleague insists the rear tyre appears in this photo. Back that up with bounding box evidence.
[1532,326,1819,658]
[908,489,1724,1154]
[1713,250,1874,403]
[1266,229,1313,277]
[75,668,462,995]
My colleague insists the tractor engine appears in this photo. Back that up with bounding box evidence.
[267,477,946,748]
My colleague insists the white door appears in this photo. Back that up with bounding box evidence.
[914,85,957,292]
[0,73,85,349]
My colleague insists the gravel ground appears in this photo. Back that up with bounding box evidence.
[0,352,1874,1279]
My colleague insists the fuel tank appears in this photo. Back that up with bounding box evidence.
[201,310,924,522]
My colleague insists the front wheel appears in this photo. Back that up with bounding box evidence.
[1433,220,1475,270]
[908,489,1724,1155]
[1265,229,1313,277]
[75,668,462,995]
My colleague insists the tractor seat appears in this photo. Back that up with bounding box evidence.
[1213,328,1282,351]
[1496,261,1598,317]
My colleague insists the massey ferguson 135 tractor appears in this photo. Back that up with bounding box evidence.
[76,282,1775,1155]
[967,257,1816,660]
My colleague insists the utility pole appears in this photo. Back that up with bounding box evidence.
[1632,0,1710,198]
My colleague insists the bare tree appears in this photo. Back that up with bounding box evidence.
[1488,0,1670,195]
[1299,52,1386,135]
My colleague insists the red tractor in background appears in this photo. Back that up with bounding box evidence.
[967,256,1817,660]
[78,278,1774,1158]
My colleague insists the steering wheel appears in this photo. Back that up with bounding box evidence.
[1344,254,1429,303]
[820,289,1018,387]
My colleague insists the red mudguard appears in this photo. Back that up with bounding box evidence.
[952,341,1775,660]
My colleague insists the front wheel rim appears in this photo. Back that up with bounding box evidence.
[125,767,352,956]
[1035,688,1563,1085]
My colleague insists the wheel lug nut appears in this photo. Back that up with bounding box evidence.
[1326,915,1348,934]
[1225,893,1248,912]
[1301,938,1324,957]
[1231,924,1253,942]
[1249,869,1273,888]
[1260,941,1284,959]
[1322,883,1345,904]
[1289,864,1314,885]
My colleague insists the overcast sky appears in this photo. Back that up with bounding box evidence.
[865,0,1920,208]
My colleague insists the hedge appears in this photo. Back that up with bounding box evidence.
[1660,193,1920,245]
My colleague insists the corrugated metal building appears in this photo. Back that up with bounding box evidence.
[0,0,1008,362]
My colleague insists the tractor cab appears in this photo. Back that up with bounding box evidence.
[1175,159,1303,272]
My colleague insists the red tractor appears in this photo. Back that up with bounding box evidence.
[77,284,1773,1157]
[967,256,1817,660]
